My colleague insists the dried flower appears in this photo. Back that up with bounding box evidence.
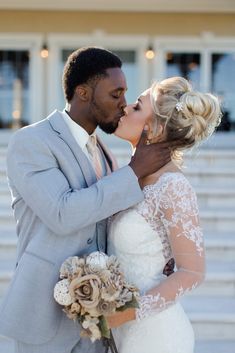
[54,279,73,306]
[97,299,116,316]
[63,302,82,321]
[86,252,109,270]
[60,256,85,280]
[101,280,121,303]
[69,274,101,310]
[116,287,133,307]
[54,251,140,343]
[82,315,101,342]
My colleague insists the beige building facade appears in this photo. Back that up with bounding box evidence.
[0,2,235,135]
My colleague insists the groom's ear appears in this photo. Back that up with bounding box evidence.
[75,85,92,102]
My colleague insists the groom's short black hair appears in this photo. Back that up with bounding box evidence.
[62,47,122,102]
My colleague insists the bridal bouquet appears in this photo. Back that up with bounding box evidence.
[54,252,139,344]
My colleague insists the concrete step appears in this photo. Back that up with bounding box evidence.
[196,188,235,209]
[182,296,235,340]
[0,195,11,207]
[190,261,235,297]
[205,233,235,261]
[200,209,235,232]
[114,149,235,170]
[184,150,235,169]
[195,340,235,353]
[0,166,6,177]
[0,163,6,175]
[0,233,17,260]
[0,208,15,227]
[0,228,16,237]
[0,336,14,353]
[0,259,15,299]
[185,168,235,187]
[0,180,9,193]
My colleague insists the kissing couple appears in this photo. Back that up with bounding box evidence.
[0,47,221,353]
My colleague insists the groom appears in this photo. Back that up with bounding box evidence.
[0,47,173,353]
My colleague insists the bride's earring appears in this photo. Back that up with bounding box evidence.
[146,131,153,145]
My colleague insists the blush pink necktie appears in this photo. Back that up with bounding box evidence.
[86,135,103,180]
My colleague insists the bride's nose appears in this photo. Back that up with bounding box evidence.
[124,107,129,115]
[124,105,132,115]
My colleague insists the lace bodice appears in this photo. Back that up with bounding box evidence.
[108,172,205,320]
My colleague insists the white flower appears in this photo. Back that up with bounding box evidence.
[82,315,101,342]
[54,279,73,306]
[86,252,109,271]
[60,256,85,280]
[89,324,102,342]
[175,101,184,112]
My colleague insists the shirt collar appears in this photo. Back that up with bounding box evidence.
[62,110,97,150]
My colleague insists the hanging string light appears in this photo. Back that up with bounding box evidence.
[145,45,155,60]
[40,43,49,59]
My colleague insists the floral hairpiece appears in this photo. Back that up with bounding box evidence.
[175,102,184,112]
[206,123,214,137]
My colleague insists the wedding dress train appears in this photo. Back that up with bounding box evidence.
[108,172,205,353]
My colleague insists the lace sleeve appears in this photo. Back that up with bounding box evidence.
[136,174,205,321]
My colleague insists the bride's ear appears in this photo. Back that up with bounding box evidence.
[143,120,154,142]
[148,123,164,143]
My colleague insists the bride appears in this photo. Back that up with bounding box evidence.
[107,77,221,353]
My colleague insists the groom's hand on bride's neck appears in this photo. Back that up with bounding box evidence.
[129,129,179,180]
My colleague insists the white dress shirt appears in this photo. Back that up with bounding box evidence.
[62,110,93,159]
[62,110,107,177]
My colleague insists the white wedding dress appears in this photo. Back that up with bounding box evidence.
[108,172,205,353]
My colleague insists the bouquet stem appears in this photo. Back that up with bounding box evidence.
[103,330,119,353]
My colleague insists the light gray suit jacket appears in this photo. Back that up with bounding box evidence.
[0,110,143,345]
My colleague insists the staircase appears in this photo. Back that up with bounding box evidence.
[0,135,235,353]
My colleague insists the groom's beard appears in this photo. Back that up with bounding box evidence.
[90,99,122,135]
[99,120,119,135]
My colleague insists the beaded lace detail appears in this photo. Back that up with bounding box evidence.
[135,172,205,320]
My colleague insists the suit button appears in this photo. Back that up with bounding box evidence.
[87,238,93,245]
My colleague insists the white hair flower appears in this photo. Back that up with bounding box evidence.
[175,102,184,112]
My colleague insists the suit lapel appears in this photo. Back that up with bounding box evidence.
[47,110,96,187]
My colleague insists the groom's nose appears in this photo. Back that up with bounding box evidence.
[120,94,127,110]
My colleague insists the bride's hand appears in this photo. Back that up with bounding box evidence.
[106,308,136,328]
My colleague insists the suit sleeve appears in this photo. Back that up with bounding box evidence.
[7,129,143,236]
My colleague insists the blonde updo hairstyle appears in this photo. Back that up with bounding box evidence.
[150,77,222,157]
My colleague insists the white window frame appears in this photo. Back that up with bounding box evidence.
[0,33,44,128]
[153,33,235,93]
[47,32,149,113]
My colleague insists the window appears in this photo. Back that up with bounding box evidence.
[211,53,235,130]
[166,52,201,90]
[0,50,30,129]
